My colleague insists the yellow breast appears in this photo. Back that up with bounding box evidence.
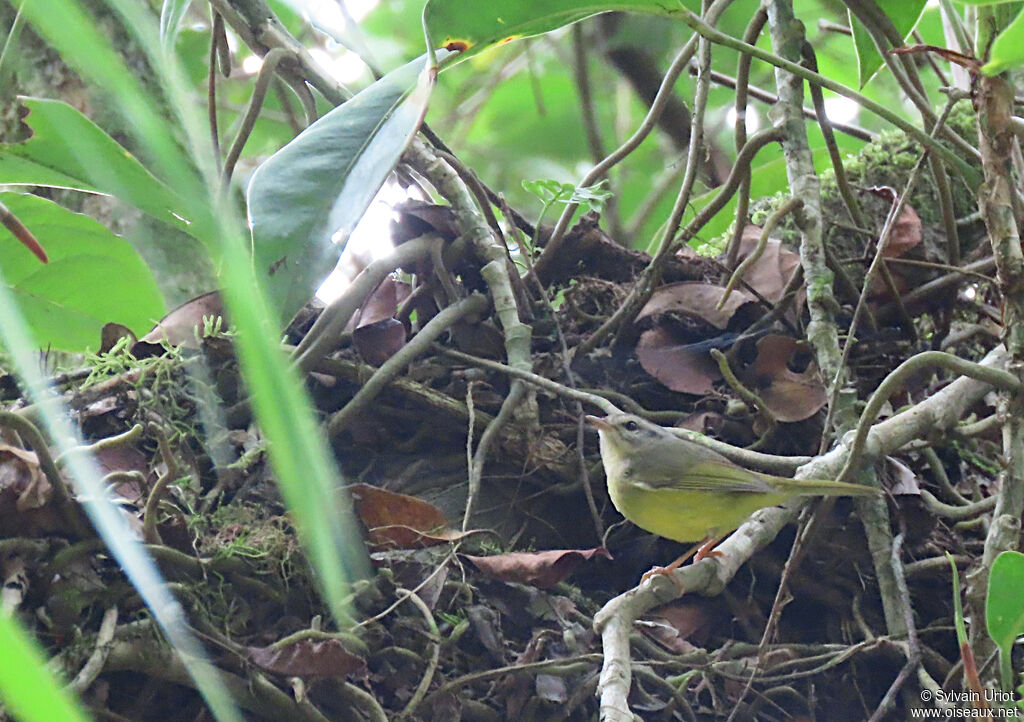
[606,469,789,543]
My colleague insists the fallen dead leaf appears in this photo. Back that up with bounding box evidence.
[638,281,756,330]
[740,335,826,422]
[463,547,612,589]
[884,205,922,259]
[136,291,225,352]
[353,318,407,365]
[732,225,801,304]
[636,327,721,395]
[350,483,471,550]
[350,278,412,329]
[641,599,713,653]
[0,442,61,535]
[246,638,367,680]
[391,200,460,244]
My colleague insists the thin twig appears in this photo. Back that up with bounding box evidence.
[396,588,440,720]
[222,48,292,187]
[838,350,1021,484]
[327,294,489,437]
[532,0,734,280]
[678,9,982,187]
[720,196,802,307]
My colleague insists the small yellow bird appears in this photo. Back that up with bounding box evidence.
[586,413,877,579]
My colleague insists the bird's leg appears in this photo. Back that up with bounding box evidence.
[693,532,730,561]
[640,532,730,584]
[640,540,704,583]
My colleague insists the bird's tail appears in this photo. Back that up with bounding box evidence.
[768,476,880,497]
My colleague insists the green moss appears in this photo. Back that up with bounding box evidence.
[737,100,982,284]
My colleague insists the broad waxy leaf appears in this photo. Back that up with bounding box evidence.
[423,0,688,64]
[983,6,1024,74]
[986,550,1024,690]
[0,193,166,350]
[0,98,190,228]
[848,0,926,88]
[0,615,91,722]
[246,54,434,326]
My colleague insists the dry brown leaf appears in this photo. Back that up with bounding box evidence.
[137,291,225,351]
[391,200,460,244]
[246,638,367,680]
[99,323,136,354]
[642,600,713,653]
[350,277,411,329]
[741,335,826,422]
[638,281,755,330]
[733,226,801,304]
[353,318,407,365]
[350,483,471,550]
[886,457,920,496]
[463,547,612,589]
[884,206,922,258]
[636,327,720,395]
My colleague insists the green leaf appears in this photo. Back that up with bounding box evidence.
[987,550,1024,691]
[246,54,434,325]
[983,6,1024,74]
[522,178,574,204]
[522,178,611,212]
[159,0,190,50]
[0,98,190,229]
[848,0,927,88]
[423,0,686,64]
[0,193,166,350]
[0,614,91,722]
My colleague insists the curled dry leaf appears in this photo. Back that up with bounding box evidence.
[351,277,412,329]
[350,483,471,550]
[677,410,726,436]
[0,443,50,512]
[351,278,411,365]
[636,326,720,395]
[886,457,919,496]
[884,457,934,544]
[640,600,713,654]
[246,638,367,680]
[732,225,801,304]
[99,323,136,354]
[136,291,226,353]
[637,281,755,330]
[391,200,459,244]
[884,205,922,259]
[0,442,61,535]
[462,547,612,589]
[740,335,826,422]
[354,318,408,365]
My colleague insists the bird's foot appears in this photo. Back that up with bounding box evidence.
[640,565,671,583]
[693,537,726,562]
[640,565,686,593]
[693,548,725,562]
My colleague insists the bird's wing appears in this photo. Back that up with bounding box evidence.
[639,460,776,494]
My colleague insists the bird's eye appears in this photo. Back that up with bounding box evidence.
[624,420,639,432]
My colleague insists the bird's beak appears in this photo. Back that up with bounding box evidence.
[585,415,611,431]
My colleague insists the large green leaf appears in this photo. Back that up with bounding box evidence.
[423,0,688,64]
[0,98,190,229]
[246,54,434,325]
[983,6,1024,74]
[0,193,166,350]
[0,614,91,722]
[848,0,927,88]
[987,550,1024,691]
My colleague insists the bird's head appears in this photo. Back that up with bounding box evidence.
[585,413,672,458]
